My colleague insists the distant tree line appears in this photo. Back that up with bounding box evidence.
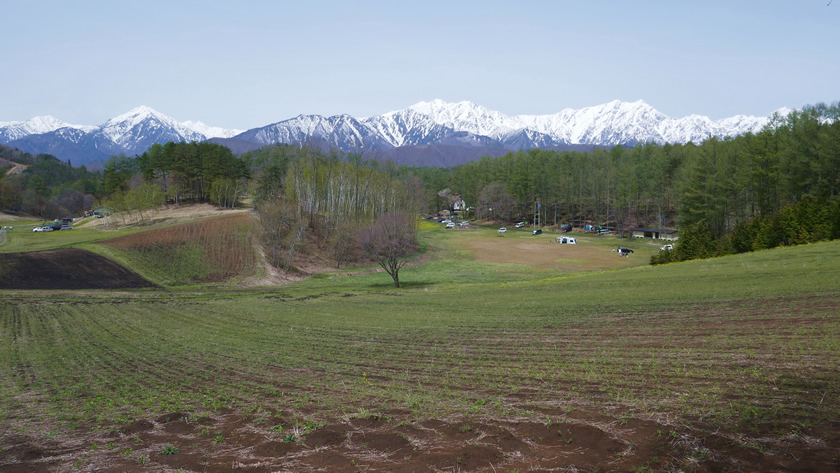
[402,102,840,253]
[104,141,250,207]
[0,146,99,218]
[405,143,683,231]
[403,102,839,238]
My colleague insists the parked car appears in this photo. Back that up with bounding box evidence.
[498,227,507,233]
[33,226,53,232]
[60,225,73,230]
[445,222,456,228]
[617,247,634,257]
[660,244,674,251]
[515,222,527,228]
[532,228,542,235]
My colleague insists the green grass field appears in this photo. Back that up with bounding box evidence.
[0,219,139,254]
[1,218,838,471]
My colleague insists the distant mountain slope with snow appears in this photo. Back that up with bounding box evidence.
[1,107,243,166]
[0,100,786,167]
[0,116,93,143]
[369,99,776,147]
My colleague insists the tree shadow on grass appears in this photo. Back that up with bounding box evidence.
[363,280,437,290]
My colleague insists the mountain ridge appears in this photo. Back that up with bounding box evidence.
[0,100,788,168]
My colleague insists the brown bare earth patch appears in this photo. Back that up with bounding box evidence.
[0,248,157,289]
[0,210,38,222]
[466,234,638,270]
[80,203,250,230]
[7,408,837,472]
[3,162,28,176]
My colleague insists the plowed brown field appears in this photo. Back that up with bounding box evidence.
[0,248,156,289]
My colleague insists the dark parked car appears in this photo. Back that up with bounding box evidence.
[532,228,543,235]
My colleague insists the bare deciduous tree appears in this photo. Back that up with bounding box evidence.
[358,212,418,288]
[329,221,358,269]
[256,200,299,268]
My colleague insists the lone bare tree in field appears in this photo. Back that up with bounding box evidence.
[358,212,418,288]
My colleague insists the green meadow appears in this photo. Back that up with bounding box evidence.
[1,219,838,471]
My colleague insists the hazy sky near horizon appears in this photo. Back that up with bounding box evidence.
[2,0,838,129]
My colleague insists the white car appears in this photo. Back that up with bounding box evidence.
[445,222,456,228]
[33,226,53,232]
[660,244,674,251]
[498,227,507,233]
[515,222,526,228]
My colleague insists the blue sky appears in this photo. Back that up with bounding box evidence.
[2,0,838,129]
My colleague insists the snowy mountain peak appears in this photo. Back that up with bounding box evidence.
[24,115,67,131]
[407,99,483,115]
[105,105,174,128]
[182,121,244,139]
[0,115,96,142]
[0,115,87,135]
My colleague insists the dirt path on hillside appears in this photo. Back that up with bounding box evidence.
[5,162,28,175]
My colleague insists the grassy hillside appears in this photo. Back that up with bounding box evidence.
[1,236,838,471]
[93,213,260,286]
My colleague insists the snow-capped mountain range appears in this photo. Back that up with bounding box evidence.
[0,100,788,168]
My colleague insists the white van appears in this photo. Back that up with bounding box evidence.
[557,236,577,244]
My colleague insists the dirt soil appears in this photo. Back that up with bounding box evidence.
[79,203,251,230]
[467,235,638,270]
[0,210,38,222]
[3,408,837,472]
[0,248,157,290]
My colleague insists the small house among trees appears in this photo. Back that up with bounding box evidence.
[453,194,466,211]
[631,227,679,241]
